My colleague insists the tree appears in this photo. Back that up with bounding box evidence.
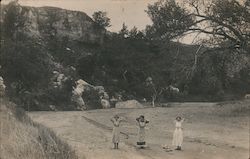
[146,0,250,52]
[0,40,51,90]
[2,0,26,40]
[145,77,164,107]
[128,26,145,39]
[128,26,138,38]
[119,23,129,38]
[146,0,194,40]
[92,11,111,29]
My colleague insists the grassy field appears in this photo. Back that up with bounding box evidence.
[28,99,249,159]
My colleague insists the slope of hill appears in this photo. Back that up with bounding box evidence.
[0,98,78,159]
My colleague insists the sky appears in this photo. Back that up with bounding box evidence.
[2,0,247,44]
[2,0,158,32]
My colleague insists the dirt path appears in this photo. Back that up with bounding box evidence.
[28,102,249,159]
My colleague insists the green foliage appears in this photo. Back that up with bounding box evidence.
[87,35,181,99]
[146,0,249,50]
[76,55,96,79]
[45,79,74,110]
[128,26,145,40]
[0,40,51,91]
[146,0,194,40]
[82,88,102,110]
[188,48,250,98]
[92,11,111,29]
[2,1,26,40]
[118,23,129,38]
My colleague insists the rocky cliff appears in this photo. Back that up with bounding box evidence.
[1,4,104,43]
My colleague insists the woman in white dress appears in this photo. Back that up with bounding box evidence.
[136,115,149,148]
[172,116,185,150]
[111,115,125,149]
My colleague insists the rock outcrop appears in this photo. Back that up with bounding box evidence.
[71,79,89,110]
[1,4,104,44]
[71,79,111,110]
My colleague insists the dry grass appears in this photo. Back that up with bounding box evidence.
[0,98,78,159]
[215,99,250,117]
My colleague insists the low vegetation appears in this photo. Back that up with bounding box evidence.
[0,98,78,159]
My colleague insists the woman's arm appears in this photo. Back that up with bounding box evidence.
[120,117,127,122]
[181,118,185,122]
[136,117,140,122]
[110,118,114,123]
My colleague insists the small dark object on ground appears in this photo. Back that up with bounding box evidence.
[137,142,146,145]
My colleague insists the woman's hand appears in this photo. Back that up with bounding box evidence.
[120,116,127,122]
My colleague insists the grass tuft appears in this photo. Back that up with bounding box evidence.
[0,97,78,159]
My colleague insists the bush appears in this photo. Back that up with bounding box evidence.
[0,40,51,92]
[83,88,101,110]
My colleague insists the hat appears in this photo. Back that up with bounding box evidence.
[176,116,182,120]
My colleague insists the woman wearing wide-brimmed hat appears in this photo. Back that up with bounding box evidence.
[172,116,185,150]
[110,114,126,149]
[136,115,149,148]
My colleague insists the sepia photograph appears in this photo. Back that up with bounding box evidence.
[0,0,249,159]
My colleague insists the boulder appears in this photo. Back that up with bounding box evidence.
[100,98,110,109]
[94,86,105,92]
[51,71,68,88]
[115,100,144,109]
[71,94,86,110]
[94,85,109,100]
[245,94,250,99]
[71,79,89,110]
[71,79,111,110]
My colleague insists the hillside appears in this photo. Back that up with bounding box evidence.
[0,2,249,111]
[0,98,78,159]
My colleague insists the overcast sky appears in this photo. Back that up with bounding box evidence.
[2,0,247,44]
[2,0,158,32]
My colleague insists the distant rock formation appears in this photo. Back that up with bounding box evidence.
[1,4,105,44]
[71,79,89,110]
[71,79,111,110]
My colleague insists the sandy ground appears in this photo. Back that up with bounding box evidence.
[28,101,249,159]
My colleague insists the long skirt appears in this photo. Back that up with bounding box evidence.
[172,128,183,147]
[112,126,120,144]
[138,127,145,142]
